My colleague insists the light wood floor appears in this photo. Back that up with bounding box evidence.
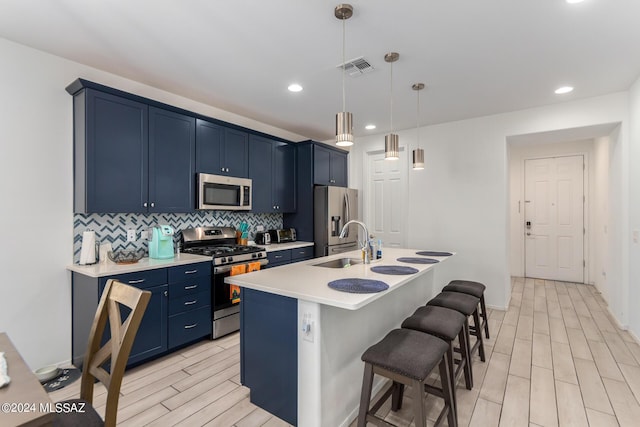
[51,278,640,426]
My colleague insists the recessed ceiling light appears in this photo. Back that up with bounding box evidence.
[555,86,574,94]
[365,124,376,130]
[566,0,584,4]
[287,83,303,92]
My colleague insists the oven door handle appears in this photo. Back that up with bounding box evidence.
[214,259,268,274]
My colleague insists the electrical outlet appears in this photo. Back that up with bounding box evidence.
[127,229,136,242]
[302,314,314,342]
[256,225,264,232]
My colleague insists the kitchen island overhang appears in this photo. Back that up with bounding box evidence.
[226,248,454,427]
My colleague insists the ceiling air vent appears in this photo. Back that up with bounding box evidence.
[337,57,374,77]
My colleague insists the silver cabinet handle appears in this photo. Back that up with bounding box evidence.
[184,269,198,274]
[184,284,198,290]
[184,323,198,329]
[221,167,225,172]
[226,168,230,172]
[143,202,148,207]
[184,300,197,305]
[150,202,155,207]
[164,290,168,297]
[274,255,283,259]
[128,279,146,284]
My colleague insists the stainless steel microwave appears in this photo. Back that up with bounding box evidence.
[197,173,252,210]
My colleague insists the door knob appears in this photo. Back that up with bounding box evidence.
[526,232,531,236]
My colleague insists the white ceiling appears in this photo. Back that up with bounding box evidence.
[1,0,639,142]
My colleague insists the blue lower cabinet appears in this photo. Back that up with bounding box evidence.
[241,288,297,425]
[127,284,168,365]
[168,305,212,349]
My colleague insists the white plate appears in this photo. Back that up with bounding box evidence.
[35,366,60,383]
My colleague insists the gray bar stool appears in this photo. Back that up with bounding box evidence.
[443,280,490,339]
[357,329,456,427]
[401,305,473,417]
[427,291,486,363]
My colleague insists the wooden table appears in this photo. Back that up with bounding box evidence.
[0,333,54,426]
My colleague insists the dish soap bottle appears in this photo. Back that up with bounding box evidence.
[376,239,383,260]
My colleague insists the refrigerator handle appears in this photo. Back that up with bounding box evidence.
[343,192,350,238]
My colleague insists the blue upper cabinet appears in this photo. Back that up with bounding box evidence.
[76,89,149,213]
[71,86,196,213]
[148,107,196,213]
[313,143,348,187]
[249,135,296,213]
[196,119,248,178]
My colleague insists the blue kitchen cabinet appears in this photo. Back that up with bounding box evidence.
[69,84,195,213]
[148,107,196,212]
[284,141,349,241]
[313,143,348,187]
[248,135,295,213]
[73,89,149,213]
[196,119,249,178]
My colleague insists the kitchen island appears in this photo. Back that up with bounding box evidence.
[226,247,453,427]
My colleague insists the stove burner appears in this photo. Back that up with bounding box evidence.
[183,244,263,258]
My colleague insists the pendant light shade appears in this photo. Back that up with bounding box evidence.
[335,4,354,146]
[336,111,353,146]
[412,82,425,170]
[384,52,399,160]
[385,133,399,160]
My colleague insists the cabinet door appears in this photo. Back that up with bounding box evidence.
[223,128,249,178]
[195,119,223,174]
[274,142,296,212]
[84,90,148,213]
[330,150,348,187]
[248,135,274,212]
[128,284,168,365]
[313,144,332,186]
[148,107,196,212]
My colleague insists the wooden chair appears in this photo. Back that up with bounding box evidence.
[56,279,151,427]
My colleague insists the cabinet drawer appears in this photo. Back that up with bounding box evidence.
[267,250,291,265]
[168,262,211,282]
[168,306,211,349]
[169,275,210,299]
[291,246,313,261]
[169,290,210,316]
[100,269,167,290]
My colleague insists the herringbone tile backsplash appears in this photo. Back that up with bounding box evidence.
[73,211,282,262]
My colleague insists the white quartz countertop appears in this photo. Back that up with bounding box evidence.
[226,248,453,310]
[67,253,211,277]
[263,241,314,252]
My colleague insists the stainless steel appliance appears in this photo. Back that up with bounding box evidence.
[254,231,271,245]
[181,226,267,339]
[314,186,359,257]
[197,173,252,210]
[268,228,297,243]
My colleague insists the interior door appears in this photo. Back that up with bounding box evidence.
[365,150,407,248]
[524,155,584,282]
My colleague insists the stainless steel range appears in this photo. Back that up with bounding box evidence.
[181,226,268,339]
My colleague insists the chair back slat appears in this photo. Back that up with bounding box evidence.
[79,279,151,427]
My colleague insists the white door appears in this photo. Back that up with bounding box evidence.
[365,150,408,248]
[524,155,584,282]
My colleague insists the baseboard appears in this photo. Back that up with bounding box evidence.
[606,305,629,331]
[487,304,508,311]
[628,329,640,346]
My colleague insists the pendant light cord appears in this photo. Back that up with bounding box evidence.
[342,16,346,112]
[416,88,420,148]
[390,61,394,133]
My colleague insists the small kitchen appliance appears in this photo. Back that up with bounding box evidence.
[181,226,268,339]
[268,228,297,243]
[149,225,175,259]
[255,231,271,245]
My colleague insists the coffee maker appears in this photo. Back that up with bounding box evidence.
[149,225,175,259]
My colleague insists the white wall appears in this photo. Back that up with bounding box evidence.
[349,92,629,313]
[628,75,640,338]
[0,37,303,369]
[593,136,611,299]
[508,139,596,280]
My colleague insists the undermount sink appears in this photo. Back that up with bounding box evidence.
[312,258,362,268]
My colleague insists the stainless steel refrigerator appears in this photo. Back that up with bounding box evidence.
[314,186,359,257]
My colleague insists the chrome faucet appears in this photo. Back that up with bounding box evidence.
[339,220,372,264]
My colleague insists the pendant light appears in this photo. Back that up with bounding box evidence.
[412,83,425,170]
[335,4,354,147]
[384,52,399,160]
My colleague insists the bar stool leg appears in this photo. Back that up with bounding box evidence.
[357,364,374,427]
[412,378,427,427]
[459,327,473,389]
[391,382,405,411]
[472,309,486,362]
[439,355,458,427]
[447,344,458,415]
[480,295,490,339]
